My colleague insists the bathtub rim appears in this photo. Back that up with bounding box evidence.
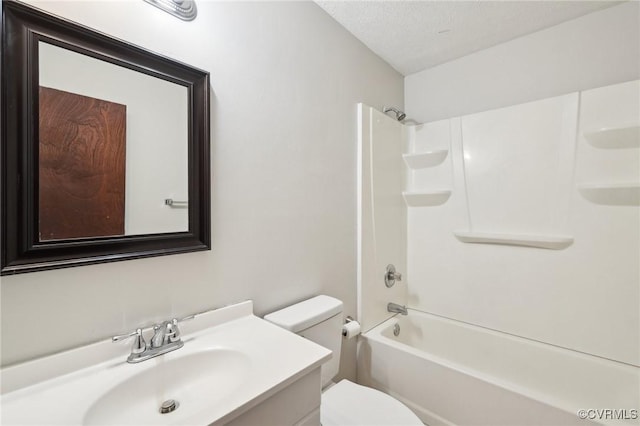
[360,309,639,424]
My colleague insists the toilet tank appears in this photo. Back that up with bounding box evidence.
[264,295,343,388]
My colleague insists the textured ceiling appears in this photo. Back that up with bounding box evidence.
[315,1,623,76]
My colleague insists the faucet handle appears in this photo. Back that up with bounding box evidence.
[168,315,195,343]
[385,264,402,288]
[164,321,180,343]
[112,328,146,355]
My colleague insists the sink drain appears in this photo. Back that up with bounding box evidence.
[160,399,179,414]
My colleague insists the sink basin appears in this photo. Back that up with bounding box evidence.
[0,301,331,425]
[83,349,251,425]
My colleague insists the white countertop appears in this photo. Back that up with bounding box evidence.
[0,301,331,425]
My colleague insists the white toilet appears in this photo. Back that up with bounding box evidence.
[264,295,423,426]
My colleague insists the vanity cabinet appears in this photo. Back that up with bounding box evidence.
[221,368,321,426]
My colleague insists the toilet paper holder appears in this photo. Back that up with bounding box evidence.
[342,316,361,338]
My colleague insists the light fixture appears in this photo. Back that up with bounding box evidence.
[143,0,197,21]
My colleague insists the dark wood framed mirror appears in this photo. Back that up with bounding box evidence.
[1,1,211,275]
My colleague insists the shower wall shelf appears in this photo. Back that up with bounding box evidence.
[583,125,639,149]
[403,150,449,169]
[453,231,574,250]
[403,190,451,207]
[578,183,640,206]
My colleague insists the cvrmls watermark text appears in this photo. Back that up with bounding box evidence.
[577,409,638,421]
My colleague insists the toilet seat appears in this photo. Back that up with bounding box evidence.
[321,380,423,426]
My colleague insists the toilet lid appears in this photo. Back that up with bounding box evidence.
[321,380,423,426]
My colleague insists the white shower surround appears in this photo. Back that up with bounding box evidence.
[357,76,638,426]
[405,80,639,367]
[356,104,408,333]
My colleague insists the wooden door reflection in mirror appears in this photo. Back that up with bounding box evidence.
[39,87,127,241]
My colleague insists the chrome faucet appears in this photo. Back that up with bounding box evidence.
[387,302,408,315]
[113,315,193,363]
[150,320,178,348]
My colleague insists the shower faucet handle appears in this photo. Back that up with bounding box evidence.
[385,264,402,288]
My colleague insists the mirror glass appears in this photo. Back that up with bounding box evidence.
[38,42,189,240]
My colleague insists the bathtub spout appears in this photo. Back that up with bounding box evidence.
[387,303,408,315]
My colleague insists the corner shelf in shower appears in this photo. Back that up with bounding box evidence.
[403,150,448,169]
[583,125,640,149]
[403,190,451,207]
[453,231,574,250]
[578,183,640,206]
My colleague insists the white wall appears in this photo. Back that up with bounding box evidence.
[0,0,403,377]
[404,2,639,367]
[406,1,640,123]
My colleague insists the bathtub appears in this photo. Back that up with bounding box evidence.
[357,310,639,426]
